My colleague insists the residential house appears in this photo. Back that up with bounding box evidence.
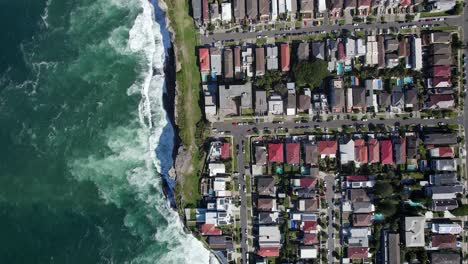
[297,42,310,61]
[430,147,455,158]
[268,95,284,115]
[318,141,338,158]
[258,198,278,211]
[348,189,370,202]
[424,133,458,145]
[256,47,266,77]
[431,234,457,249]
[404,216,425,247]
[221,2,232,22]
[432,223,463,234]
[317,0,328,13]
[383,232,401,264]
[258,226,281,257]
[429,173,458,185]
[352,213,373,227]
[305,144,319,165]
[233,0,245,23]
[393,137,406,165]
[259,0,270,22]
[432,199,458,211]
[368,139,380,163]
[346,38,356,59]
[379,91,391,111]
[199,48,211,80]
[330,0,344,18]
[428,0,456,12]
[269,143,284,163]
[430,252,460,264]
[210,3,220,23]
[340,138,355,165]
[344,0,357,16]
[202,0,209,24]
[210,47,222,76]
[298,94,311,113]
[286,86,296,116]
[381,140,393,165]
[303,233,319,245]
[427,185,463,199]
[258,177,277,196]
[223,48,234,79]
[346,176,375,188]
[241,47,254,77]
[431,32,452,44]
[218,83,252,117]
[312,41,325,60]
[287,143,300,165]
[271,0,279,21]
[255,145,268,165]
[286,0,298,17]
[411,37,422,70]
[348,247,370,259]
[404,89,418,110]
[377,35,385,68]
[208,236,233,250]
[426,94,454,109]
[358,0,372,15]
[354,139,368,166]
[278,0,287,14]
[300,0,314,19]
[352,87,366,112]
[201,223,222,236]
[204,91,216,116]
[259,212,280,225]
[331,79,345,113]
[266,46,279,70]
[298,198,320,212]
[391,88,405,113]
[432,54,452,66]
[300,247,318,259]
[366,35,379,66]
[255,90,268,115]
[356,38,366,57]
[192,0,202,25]
[281,44,291,72]
[246,0,258,21]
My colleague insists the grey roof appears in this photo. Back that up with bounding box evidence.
[424,133,457,145]
[385,38,399,52]
[405,216,425,247]
[388,233,401,264]
[223,48,234,79]
[257,177,276,196]
[430,173,458,185]
[208,236,233,250]
[432,54,452,66]
[258,212,279,225]
[294,188,316,198]
[312,41,325,60]
[406,136,418,159]
[331,0,344,9]
[300,0,314,13]
[393,137,406,165]
[255,47,265,76]
[305,144,318,165]
[287,93,296,109]
[379,92,392,109]
[352,87,366,108]
[233,0,245,22]
[404,89,418,110]
[432,199,458,212]
[348,189,370,202]
[255,90,268,114]
[392,90,405,108]
[428,185,463,195]
[218,83,252,117]
[430,252,460,264]
[255,145,267,165]
[331,81,345,112]
[432,44,451,55]
[246,0,258,19]
[192,0,202,22]
[297,42,310,61]
[344,0,357,8]
[431,32,452,43]
[353,202,374,213]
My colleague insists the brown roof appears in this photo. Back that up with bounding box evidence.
[255,47,265,76]
[352,87,366,109]
[348,189,370,202]
[257,177,276,196]
[300,198,319,211]
[305,144,318,165]
[352,213,373,227]
[255,145,267,165]
[298,95,311,111]
[297,42,310,61]
[259,0,270,17]
[432,234,457,249]
[257,198,275,211]
[223,48,233,78]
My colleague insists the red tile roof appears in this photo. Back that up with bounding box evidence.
[438,147,455,158]
[348,247,369,259]
[359,0,372,7]
[199,48,210,73]
[268,143,284,163]
[347,175,369,182]
[368,139,380,163]
[201,224,222,236]
[286,143,300,164]
[338,41,346,60]
[221,143,231,159]
[202,0,209,22]
[431,77,452,87]
[432,234,457,249]
[303,233,319,245]
[302,221,318,233]
[300,178,317,188]
[354,139,368,164]
[433,65,451,77]
[281,44,290,72]
[381,140,393,165]
[318,141,338,156]
[399,0,412,6]
[257,247,280,257]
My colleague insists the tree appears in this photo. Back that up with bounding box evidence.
[377,200,397,217]
[450,205,468,216]
[374,181,394,198]
[294,59,329,89]
[273,83,287,97]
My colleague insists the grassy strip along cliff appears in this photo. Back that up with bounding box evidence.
[165,0,206,210]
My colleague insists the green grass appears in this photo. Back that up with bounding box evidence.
[419,11,450,18]
[167,0,204,208]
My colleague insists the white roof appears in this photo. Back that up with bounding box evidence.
[432,223,462,234]
[340,139,355,164]
[318,0,327,12]
[213,178,226,191]
[279,0,286,13]
[411,37,422,70]
[271,0,278,20]
[221,3,232,22]
[209,163,226,176]
[349,227,370,238]
[259,225,281,247]
[405,216,425,247]
[356,39,366,56]
[300,247,318,259]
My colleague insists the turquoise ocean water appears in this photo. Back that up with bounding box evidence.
[0,0,210,263]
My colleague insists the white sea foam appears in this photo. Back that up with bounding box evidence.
[41,0,52,28]
[70,0,214,263]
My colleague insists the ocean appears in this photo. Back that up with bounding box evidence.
[0,0,211,263]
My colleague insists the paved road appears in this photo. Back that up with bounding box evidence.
[213,116,462,135]
[201,16,463,44]
[324,175,336,264]
[234,134,249,264]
